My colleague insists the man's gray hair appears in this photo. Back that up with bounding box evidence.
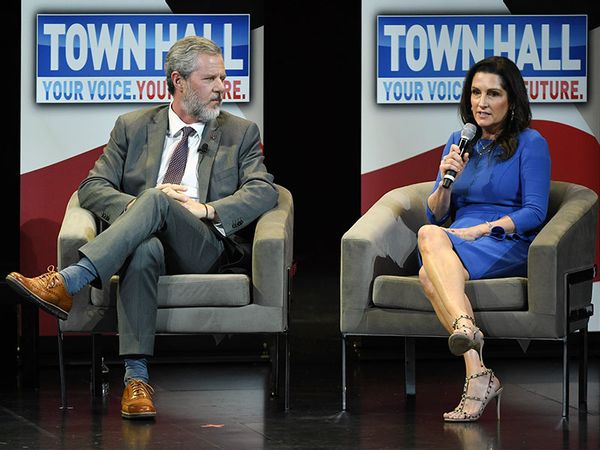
[165,36,222,95]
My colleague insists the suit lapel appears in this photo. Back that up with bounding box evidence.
[145,108,169,189]
[196,116,222,203]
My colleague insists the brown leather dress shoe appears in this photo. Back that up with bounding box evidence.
[121,379,156,419]
[5,266,72,320]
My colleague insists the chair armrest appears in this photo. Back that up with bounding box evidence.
[252,184,294,308]
[341,182,432,316]
[57,192,98,270]
[528,182,599,323]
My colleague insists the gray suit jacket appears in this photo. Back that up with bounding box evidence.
[78,104,278,239]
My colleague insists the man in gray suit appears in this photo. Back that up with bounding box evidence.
[6,36,278,419]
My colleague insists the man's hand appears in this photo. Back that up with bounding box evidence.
[156,184,212,219]
[156,183,190,203]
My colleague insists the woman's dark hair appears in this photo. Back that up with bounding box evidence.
[459,56,531,160]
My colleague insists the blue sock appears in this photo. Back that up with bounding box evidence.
[59,257,98,296]
[124,358,149,385]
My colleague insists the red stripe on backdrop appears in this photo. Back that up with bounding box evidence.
[361,120,600,279]
[20,146,104,335]
[361,144,444,213]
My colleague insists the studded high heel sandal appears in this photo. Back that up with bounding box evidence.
[443,368,503,422]
[448,315,484,360]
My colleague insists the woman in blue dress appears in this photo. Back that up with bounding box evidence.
[417,56,551,422]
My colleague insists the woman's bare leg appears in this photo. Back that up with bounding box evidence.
[418,225,472,319]
[417,225,500,419]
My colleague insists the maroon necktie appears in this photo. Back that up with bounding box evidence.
[162,126,195,184]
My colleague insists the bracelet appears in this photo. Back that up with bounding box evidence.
[203,203,209,219]
[485,221,493,232]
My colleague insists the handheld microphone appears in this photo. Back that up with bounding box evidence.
[442,123,477,189]
[199,143,208,154]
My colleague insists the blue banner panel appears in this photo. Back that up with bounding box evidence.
[377,15,587,104]
[37,14,250,103]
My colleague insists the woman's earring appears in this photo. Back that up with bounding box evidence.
[510,108,515,121]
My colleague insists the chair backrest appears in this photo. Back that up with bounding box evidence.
[373,181,432,276]
[546,181,585,220]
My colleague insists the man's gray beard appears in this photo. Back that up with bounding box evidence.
[182,91,221,122]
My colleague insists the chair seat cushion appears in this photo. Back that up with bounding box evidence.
[372,275,527,311]
[91,274,251,308]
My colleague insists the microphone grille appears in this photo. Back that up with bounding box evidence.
[461,123,477,141]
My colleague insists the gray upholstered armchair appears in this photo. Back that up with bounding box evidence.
[57,184,294,410]
[340,181,598,417]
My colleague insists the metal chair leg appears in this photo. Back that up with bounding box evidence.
[404,337,416,396]
[562,336,569,418]
[342,335,347,411]
[578,327,588,412]
[269,334,280,398]
[91,334,103,398]
[57,320,67,410]
[284,331,290,412]
[270,332,289,411]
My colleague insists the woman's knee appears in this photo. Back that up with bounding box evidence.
[417,224,442,242]
[418,224,448,254]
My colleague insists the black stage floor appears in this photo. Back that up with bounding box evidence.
[0,357,598,449]
[1,263,599,449]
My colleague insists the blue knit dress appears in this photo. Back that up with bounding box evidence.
[426,128,551,280]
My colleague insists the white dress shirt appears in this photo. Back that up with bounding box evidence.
[156,104,205,201]
[155,104,226,236]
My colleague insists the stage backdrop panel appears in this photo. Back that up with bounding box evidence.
[361,0,600,331]
[21,0,264,335]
